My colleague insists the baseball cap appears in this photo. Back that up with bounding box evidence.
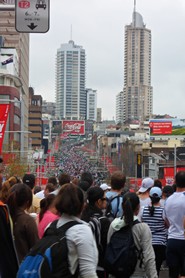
[149,187,162,198]
[139,177,154,193]
[100,183,111,191]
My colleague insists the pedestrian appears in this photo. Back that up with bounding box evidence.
[107,192,157,278]
[37,194,59,238]
[0,199,19,277]
[106,171,126,219]
[81,186,110,278]
[22,173,41,214]
[7,183,39,263]
[142,187,167,276]
[164,171,185,278]
[54,183,98,277]
[137,177,154,220]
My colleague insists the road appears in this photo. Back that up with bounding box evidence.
[159,269,168,278]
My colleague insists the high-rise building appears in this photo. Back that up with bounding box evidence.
[97,108,102,123]
[116,91,125,124]
[123,3,153,123]
[0,2,30,153]
[55,40,86,120]
[86,88,97,121]
[28,87,42,148]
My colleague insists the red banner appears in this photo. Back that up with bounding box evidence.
[0,104,10,154]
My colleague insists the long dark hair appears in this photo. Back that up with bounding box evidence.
[39,194,56,222]
[81,186,104,222]
[7,183,32,220]
[122,192,140,227]
[149,196,160,216]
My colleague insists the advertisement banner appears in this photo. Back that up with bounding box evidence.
[149,118,185,136]
[62,120,85,135]
[0,104,10,154]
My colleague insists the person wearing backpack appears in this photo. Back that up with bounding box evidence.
[17,183,98,278]
[105,192,157,278]
[106,171,126,220]
[81,186,110,278]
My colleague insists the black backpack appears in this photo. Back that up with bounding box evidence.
[17,220,80,278]
[104,220,143,278]
[105,194,123,221]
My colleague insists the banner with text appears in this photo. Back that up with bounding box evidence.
[0,104,10,154]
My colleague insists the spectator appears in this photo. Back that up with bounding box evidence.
[54,183,98,277]
[37,194,59,238]
[100,183,111,193]
[137,177,154,220]
[23,173,40,213]
[36,176,58,199]
[164,171,185,278]
[142,187,167,276]
[160,185,174,207]
[80,171,94,188]
[81,186,110,278]
[106,171,126,218]
[154,179,162,189]
[0,199,19,277]
[7,183,39,262]
[0,176,18,203]
[53,173,71,195]
[34,185,42,195]
[107,192,158,278]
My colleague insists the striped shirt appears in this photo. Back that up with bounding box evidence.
[142,206,167,246]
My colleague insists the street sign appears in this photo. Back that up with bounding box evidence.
[15,0,50,33]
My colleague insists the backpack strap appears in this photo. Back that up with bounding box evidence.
[44,220,80,237]
[109,195,122,218]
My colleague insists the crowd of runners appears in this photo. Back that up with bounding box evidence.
[0,146,184,278]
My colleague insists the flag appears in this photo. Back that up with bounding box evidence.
[1,56,13,65]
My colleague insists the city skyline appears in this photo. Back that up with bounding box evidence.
[30,0,185,120]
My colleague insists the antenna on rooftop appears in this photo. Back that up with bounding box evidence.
[70,24,73,41]
[133,0,136,27]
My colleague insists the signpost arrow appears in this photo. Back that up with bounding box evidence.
[15,0,50,33]
[27,23,38,30]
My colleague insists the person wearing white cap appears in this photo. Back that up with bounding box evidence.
[142,187,167,277]
[137,177,154,220]
[100,183,111,193]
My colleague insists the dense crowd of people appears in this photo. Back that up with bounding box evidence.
[0,150,184,278]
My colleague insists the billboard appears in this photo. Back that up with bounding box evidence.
[62,120,85,135]
[149,118,185,136]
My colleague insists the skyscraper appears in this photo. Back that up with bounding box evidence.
[116,91,125,124]
[123,2,153,123]
[86,88,97,121]
[55,40,86,120]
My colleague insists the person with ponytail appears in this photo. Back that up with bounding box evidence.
[37,194,60,238]
[7,183,39,263]
[107,192,157,278]
[142,187,167,277]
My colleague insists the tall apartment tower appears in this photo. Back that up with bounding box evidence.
[123,2,153,123]
[86,88,97,121]
[116,91,125,124]
[55,40,86,120]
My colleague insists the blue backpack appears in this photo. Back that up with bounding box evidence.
[104,220,143,278]
[17,220,80,278]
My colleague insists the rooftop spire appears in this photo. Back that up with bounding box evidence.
[133,0,136,27]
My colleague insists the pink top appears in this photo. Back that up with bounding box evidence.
[38,210,59,238]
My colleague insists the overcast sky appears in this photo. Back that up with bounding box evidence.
[30,0,185,120]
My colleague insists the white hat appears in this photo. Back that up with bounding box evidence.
[149,187,162,198]
[100,183,111,191]
[139,177,154,193]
